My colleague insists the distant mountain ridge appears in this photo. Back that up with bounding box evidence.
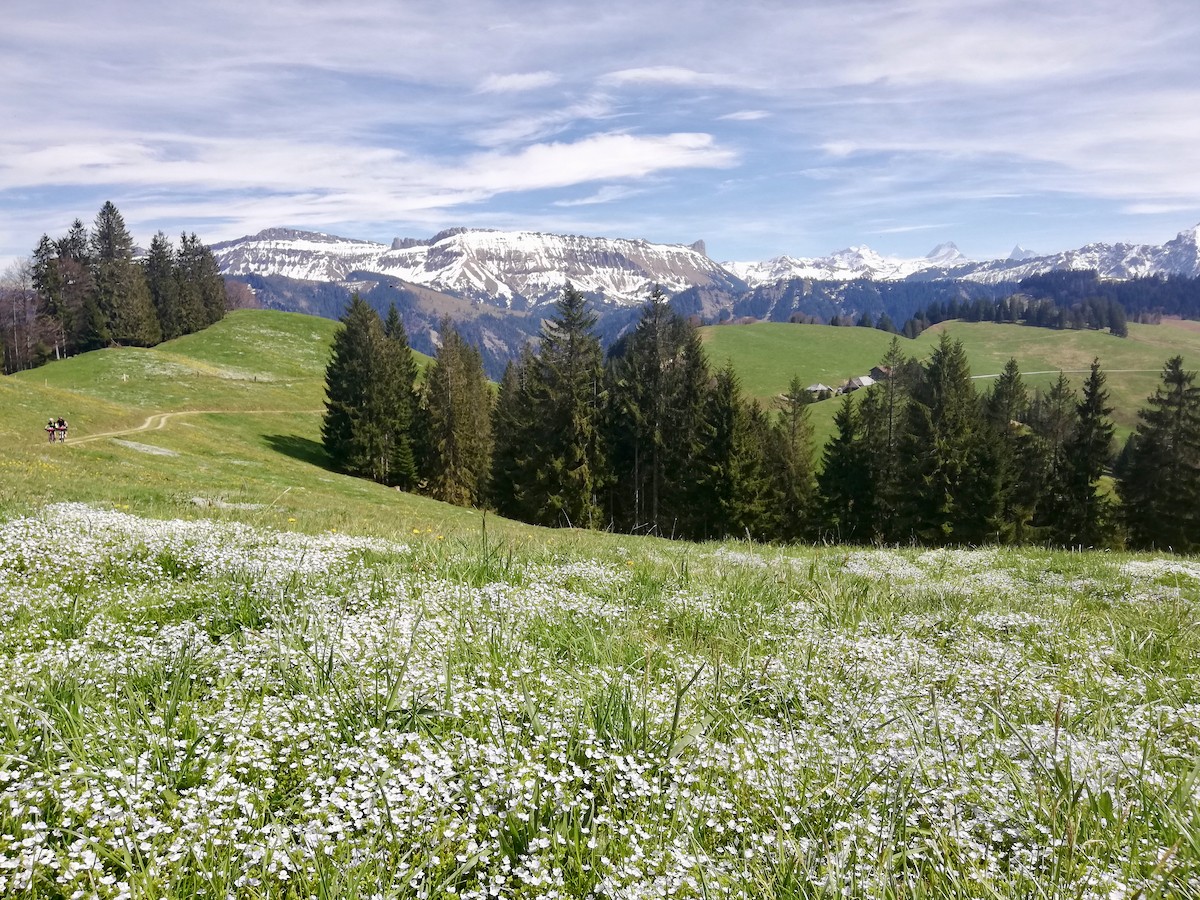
[211,222,1200,379]
[213,227,742,309]
[214,223,1200,310]
[723,224,1200,286]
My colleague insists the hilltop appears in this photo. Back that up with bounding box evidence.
[0,310,495,540]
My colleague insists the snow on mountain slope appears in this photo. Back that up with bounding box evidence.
[214,223,1200,302]
[212,227,738,308]
[725,242,969,286]
[725,227,1200,287]
[211,228,389,282]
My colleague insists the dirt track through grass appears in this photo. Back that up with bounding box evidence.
[69,408,323,445]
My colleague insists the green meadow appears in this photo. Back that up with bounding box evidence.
[1,310,1198,898]
[700,319,1200,446]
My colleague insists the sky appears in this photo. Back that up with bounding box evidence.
[2,0,1200,269]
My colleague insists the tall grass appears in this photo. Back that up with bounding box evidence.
[1,505,1197,898]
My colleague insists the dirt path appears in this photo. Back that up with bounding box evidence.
[971,368,1163,381]
[69,409,321,446]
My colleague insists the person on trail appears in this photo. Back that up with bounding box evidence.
[55,417,67,442]
[46,419,56,443]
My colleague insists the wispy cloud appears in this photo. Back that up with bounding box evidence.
[599,66,753,89]
[554,185,644,207]
[478,71,560,93]
[718,110,770,122]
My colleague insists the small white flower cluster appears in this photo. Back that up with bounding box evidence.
[0,505,1197,898]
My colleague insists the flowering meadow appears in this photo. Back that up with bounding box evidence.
[1,504,1198,899]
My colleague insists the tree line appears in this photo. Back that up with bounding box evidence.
[324,285,1200,552]
[2,202,228,373]
[899,292,1128,339]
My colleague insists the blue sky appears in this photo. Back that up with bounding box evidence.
[2,0,1199,268]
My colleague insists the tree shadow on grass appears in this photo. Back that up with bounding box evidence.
[263,434,332,470]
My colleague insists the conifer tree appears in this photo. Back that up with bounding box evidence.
[1118,356,1200,550]
[983,358,1040,541]
[421,320,493,507]
[320,295,418,485]
[897,333,990,544]
[696,363,772,539]
[91,202,160,346]
[817,394,873,542]
[379,302,419,488]
[176,233,220,332]
[1053,359,1115,547]
[57,220,104,352]
[323,295,375,473]
[526,284,607,528]
[489,348,539,521]
[145,232,183,340]
[605,288,710,537]
[769,375,817,541]
[863,338,912,541]
[32,234,70,358]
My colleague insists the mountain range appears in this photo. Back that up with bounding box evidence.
[214,223,1200,305]
[212,223,1200,376]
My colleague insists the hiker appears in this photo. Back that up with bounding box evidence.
[45,419,56,443]
[55,417,67,442]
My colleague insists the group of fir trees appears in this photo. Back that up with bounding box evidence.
[492,286,819,541]
[322,296,492,507]
[323,286,819,542]
[818,334,1120,547]
[323,285,1200,552]
[28,202,225,364]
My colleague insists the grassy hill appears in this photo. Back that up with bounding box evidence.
[701,319,1200,446]
[0,309,486,540]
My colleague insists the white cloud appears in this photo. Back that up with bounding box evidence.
[600,66,752,89]
[554,185,644,207]
[718,110,770,122]
[478,71,560,93]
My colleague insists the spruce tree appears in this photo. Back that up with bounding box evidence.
[863,338,912,541]
[817,394,873,542]
[321,297,376,480]
[380,302,419,489]
[176,233,215,333]
[321,295,419,485]
[421,320,493,507]
[1118,356,1200,550]
[32,235,69,358]
[56,221,103,352]
[605,288,709,537]
[1054,359,1115,547]
[769,375,817,541]
[697,363,771,539]
[983,358,1039,541]
[489,348,539,521]
[91,202,160,346]
[526,284,607,528]
[897,333,989,544]
[144,232,183,340]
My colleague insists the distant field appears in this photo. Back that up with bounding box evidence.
[701,320,1200,445]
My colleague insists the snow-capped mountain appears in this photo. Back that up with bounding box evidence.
[724,227,1200,287]
[215,223,1200,313]
[951,225,1200,284]
[213,227,740,308]
[724,242,970,286]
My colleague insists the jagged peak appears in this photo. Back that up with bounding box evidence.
[925,241,964,261]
